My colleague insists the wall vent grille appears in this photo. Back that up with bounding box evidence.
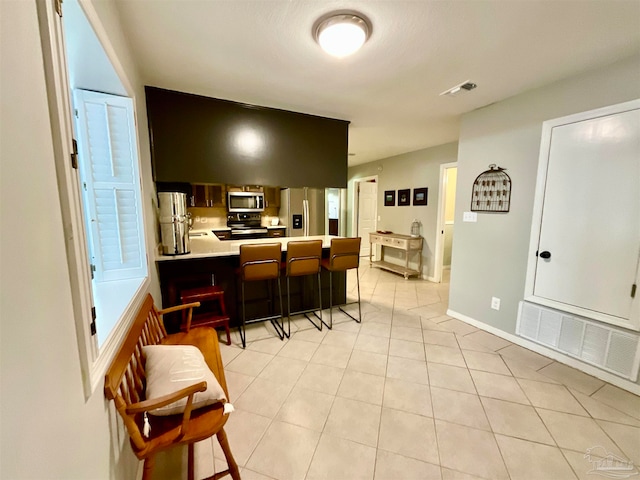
[517,301,639,381]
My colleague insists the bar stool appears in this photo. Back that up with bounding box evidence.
[238,243,285,348]
[321,237,362,329]
[179,285,231,345]
[284,239,324,333]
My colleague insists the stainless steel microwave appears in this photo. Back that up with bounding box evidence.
[227,191,265,212]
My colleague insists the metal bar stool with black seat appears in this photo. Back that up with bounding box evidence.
[284,239,324,334]
[238,243,285,348]
[321,237,362,329]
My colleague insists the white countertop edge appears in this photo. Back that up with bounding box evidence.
[156,235,344,261]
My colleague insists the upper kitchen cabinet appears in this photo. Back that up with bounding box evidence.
[191,183,225,208]
[264,186,281,208]
[145,87,349,188]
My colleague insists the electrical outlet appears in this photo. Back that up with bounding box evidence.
[491,297,501,310]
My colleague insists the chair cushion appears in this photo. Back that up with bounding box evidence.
[143,344,226,416]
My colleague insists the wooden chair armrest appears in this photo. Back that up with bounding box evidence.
[159,302,201,332]
[158,302,201,316]
[125,381,207,415]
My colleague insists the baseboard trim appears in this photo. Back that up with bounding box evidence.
[447,309,640,395]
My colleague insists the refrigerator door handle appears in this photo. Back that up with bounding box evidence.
[303,199,309,236]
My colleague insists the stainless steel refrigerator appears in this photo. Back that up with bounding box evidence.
[279,187,347,237]
[279,188,326,237]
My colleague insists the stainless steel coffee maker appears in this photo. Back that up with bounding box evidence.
[158,192,191,255]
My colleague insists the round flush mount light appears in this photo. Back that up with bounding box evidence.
[314,12,371,58]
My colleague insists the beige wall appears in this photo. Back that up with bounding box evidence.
[348,142,458,279]
[448,54,640,387]
[0,0,158,477]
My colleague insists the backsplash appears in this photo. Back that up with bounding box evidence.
[188,206,281,230]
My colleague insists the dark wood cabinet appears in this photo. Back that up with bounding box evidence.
[267,227,286,238]
[190,184,225,208]
[264,186,281,208]
[145,87,349,188]
[226,185,263,193]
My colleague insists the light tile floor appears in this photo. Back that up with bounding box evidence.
[154,265,640,480]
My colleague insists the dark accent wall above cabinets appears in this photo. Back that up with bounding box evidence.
[145,87,349,188]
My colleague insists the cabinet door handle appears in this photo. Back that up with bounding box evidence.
[539,251,551,259]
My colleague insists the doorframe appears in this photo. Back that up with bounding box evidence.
[351,175,378,255]
[434,162,457,283]
[524,99,640,331]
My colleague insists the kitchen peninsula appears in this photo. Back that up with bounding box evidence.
[156,234,347,333]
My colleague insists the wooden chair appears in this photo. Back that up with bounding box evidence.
[104,294,241,480]
[321,237,362,329]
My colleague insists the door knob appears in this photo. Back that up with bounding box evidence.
[539,251,551,259]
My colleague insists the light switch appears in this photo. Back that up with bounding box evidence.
[463,212,478,222]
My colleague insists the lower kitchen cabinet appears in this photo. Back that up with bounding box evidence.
[267,227,286,238]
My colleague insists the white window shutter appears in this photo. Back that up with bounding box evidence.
[74,90,147,282]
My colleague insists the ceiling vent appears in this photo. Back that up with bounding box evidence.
[440,80,477,97]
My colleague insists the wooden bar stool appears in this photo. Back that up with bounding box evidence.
[284,239,323,333]
[238,243,285,348]
[321,237,362,329]
[180,285,231,345]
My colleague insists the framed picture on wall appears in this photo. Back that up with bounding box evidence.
[413,188,428,205]
[398,189,410,206]
[384,190,395,206]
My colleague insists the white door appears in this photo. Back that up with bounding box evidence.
[533,108,640,322]
[357,181,378,256]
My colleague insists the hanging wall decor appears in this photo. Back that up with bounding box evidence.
[471,164,511,213]
[413,188,428,205]
[398,189,410,206]
[384,190,395,206]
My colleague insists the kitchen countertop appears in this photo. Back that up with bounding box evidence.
[157,234,342,261]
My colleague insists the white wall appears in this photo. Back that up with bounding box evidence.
[448,54,640,381]
[0,0,159,477]
[348,142,458,279]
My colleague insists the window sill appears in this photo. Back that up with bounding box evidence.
[83,277,151,399]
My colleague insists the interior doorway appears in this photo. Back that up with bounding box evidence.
[434,163,457,283]
[352,176,378,257]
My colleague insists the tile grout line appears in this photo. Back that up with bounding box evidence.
[455,332,512,479]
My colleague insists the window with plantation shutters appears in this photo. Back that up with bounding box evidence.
[74,90,147,282]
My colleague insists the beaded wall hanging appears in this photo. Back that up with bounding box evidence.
[471,164,511,212]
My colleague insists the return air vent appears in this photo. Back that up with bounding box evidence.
[517,301,640,381]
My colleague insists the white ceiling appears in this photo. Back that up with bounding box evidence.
[112,0,640,166]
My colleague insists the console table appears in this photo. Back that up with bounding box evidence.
[369,232,423,279]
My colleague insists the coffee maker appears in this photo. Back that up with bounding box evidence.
[158,192,190,255]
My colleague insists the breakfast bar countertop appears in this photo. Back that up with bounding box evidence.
[156,234,343,261]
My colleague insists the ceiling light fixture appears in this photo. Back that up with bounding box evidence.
[314,12,371,58]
